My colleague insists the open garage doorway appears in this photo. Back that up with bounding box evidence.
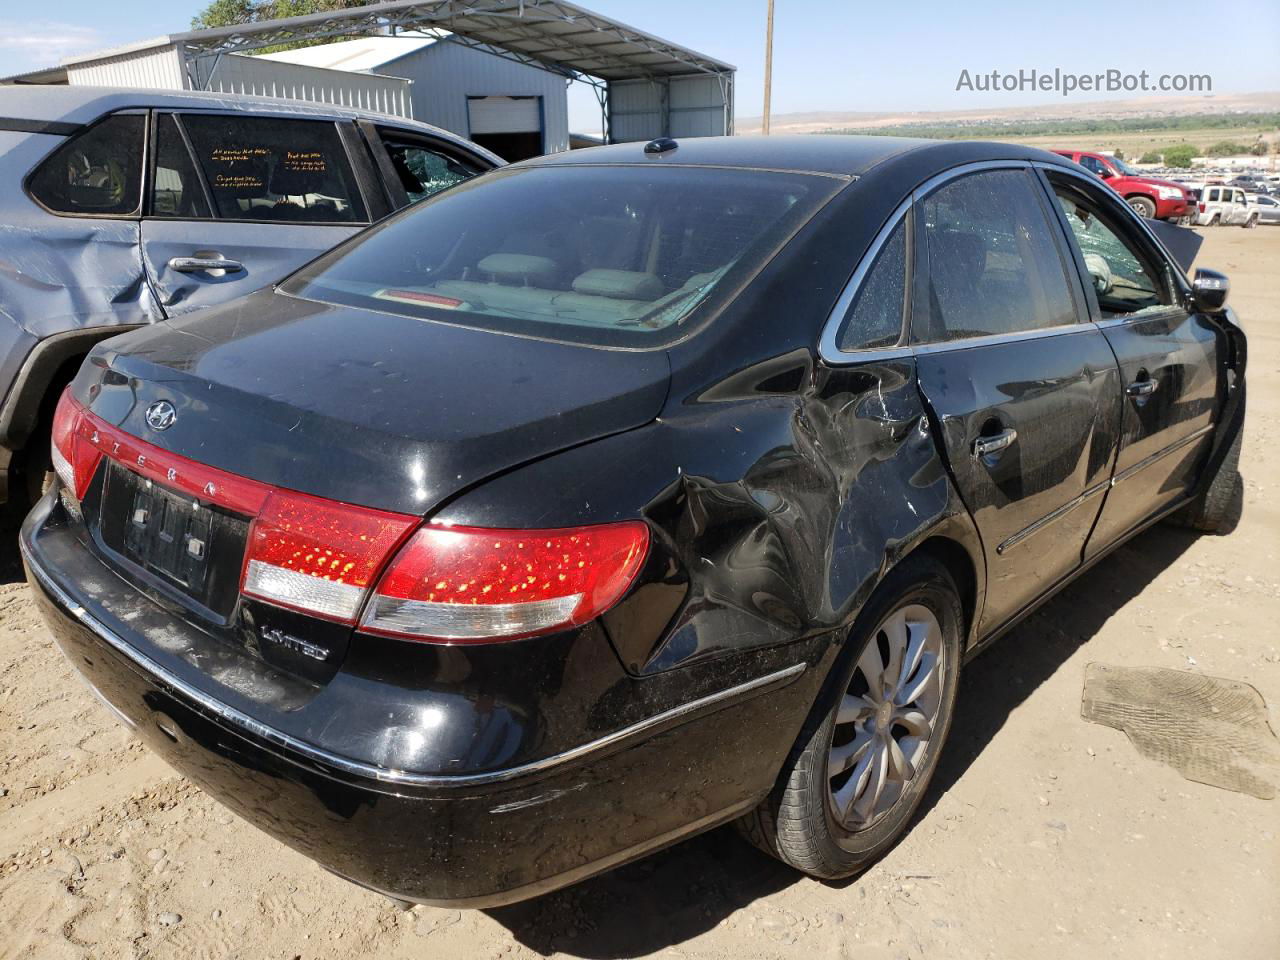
[467,95,543,161]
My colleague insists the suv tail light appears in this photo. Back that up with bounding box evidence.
[51,388,102,502]
[360,522,650,642]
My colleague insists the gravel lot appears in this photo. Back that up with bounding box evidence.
[2,227,1277,960]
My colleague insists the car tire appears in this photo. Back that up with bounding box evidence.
[738,554,963,879]
[1127,196,1157,218]
[1169,426,1244,535]
[1209,214,1221,226]
[1244,215,1259,229]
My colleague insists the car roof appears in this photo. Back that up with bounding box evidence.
[515,134,1079,181]
[0,84,497,159]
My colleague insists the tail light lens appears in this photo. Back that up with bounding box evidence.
[1199,202,1206,212]
[50,388,102,501]
[61,399,649,641]
[242,492,417,623]
[360,522,650,642]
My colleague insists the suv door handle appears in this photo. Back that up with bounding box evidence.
[972,428,1017,458]
[168,256,244,274]
[1126,379,1158,398]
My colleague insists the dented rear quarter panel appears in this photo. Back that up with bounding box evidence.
[436,177,985,683]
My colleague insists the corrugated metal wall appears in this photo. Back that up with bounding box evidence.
[607,76,730,142]
[203,54,413,118]
[379,41,569,153]
[65,46,186,89]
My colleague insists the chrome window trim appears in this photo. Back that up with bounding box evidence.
[22,533,805,793]
[910,321,1095,355]
[820,160,1096,366]
[910,158,1033,205]
[817,195,913,365]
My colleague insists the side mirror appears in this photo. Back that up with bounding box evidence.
[1191,268,1229,314]
[1097,168,1115,179]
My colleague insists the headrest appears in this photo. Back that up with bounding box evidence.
[478,253,558,286]
[572,269,664,301]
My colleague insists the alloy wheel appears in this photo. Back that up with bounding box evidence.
[827,603,946,830]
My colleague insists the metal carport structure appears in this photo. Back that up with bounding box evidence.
[168,0,736,142]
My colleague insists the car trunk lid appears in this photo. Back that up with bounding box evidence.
[76,288,671,517]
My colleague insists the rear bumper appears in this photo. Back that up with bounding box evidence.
[22,495,815,906]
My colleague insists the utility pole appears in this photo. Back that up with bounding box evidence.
[762,0,775,135]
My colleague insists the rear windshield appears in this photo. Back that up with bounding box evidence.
[282,165,834,348]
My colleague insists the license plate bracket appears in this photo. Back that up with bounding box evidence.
[120,472,214,592]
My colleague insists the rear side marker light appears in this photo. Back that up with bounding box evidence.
[51,388,103,503]
[360,522,650,642]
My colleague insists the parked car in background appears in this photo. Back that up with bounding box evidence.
[24,136,1246,907]
[1247,193,1280,224]
[1195,185,1257,227]
[0,86,501,512]
[1051,149,1193,221]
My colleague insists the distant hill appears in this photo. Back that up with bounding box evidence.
[737,91,1280,136]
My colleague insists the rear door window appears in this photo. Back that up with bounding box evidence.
[916,169,1079,342]
[150,114,212,219]
[27,113,145,216]
[380,134,484,203]
[182,114,367,224]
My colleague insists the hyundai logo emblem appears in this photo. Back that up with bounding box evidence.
[145,400,177,432]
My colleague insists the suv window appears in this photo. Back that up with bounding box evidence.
[918,169,1078,342]
[1049,180,1171,318]
[27,114,145,216]
[1078,155,1105,175]
[382,135,483,204]
[836,217,907,351]
[150,114,211,219]
[182,114,367,224]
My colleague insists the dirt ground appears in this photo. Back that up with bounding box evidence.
[2,227,1278,960]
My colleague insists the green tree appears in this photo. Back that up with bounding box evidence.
[1250,140,1269,156]
[192,0,374,49]
[1138,150,1162,164]
[1205,140,1250,157]
[1113,148,1125,161]
[1162,144,1198,169]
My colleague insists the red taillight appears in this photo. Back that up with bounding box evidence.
[50,388,102,501]
[241,491,416,623]
[1198,202,1206,212]
[360,522,650,642]
[62,402,649,639]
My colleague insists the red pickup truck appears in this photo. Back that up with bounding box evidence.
[1051,150,1193,222]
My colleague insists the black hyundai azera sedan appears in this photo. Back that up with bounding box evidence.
[24,135,1245,906]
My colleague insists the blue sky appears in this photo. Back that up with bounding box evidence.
[5,0,1278,128]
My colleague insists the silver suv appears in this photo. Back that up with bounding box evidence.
[0,86,500,509]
